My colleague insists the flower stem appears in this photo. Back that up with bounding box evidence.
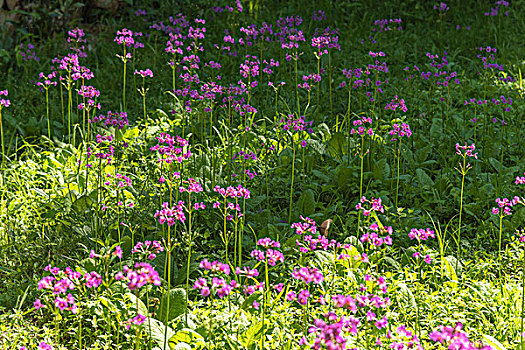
[288,139,296,225]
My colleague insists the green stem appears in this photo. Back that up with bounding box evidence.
[0,108,4,168]
[395,140,401,207]
[185,195,193,326]
[123,48,127,111]
[288,140,296,225]
[457,158,466,277]
[46,88,51,140]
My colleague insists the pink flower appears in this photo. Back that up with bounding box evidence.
[113,245,123,258]
[34,298,43,310]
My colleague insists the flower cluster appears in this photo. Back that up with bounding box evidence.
[280,114,314,134]
[430,322,492,349]
[92,111,129,129]
[299,233,339,254]
[257,237,281,249]
[291,215,317,235]
[385,95,407,113]
[291,266,324,284]
[134,69,153,78]
[115,262,161,290]
[360,223,393,249]
[389,123,412,140]
[200,259,230,275]
[311,10,326,22]
[250,240,284,266]
[36,72,58,90]
[19,42,40,62]
[35,265,105,314]
[491,197,519,216]
[68,28,87,58]
[0,90,10,109]
[239,55,260,81]
[372,18,403,32]
[303,312,359,350]
[388,325,424,350]
[351,116,374,136]
[355,196,385,216]
[150,133,191,165]
[155,201,186,225]
[311,27,340,57]
[408,228,435,241]
[193,276,238,298]
[476,46,503,71]
[132,240,164,260]
[340,67,364,89]
[434,2,449,13]
[123,314,146,330]
[298,73,321,90]
[114,28,135,47]
[213,185,250,220]
[485,0,509,16]
[516,172,525,185]
[77,85,101,111]
[87,133,114,166]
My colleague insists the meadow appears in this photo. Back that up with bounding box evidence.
[1,0,525,349]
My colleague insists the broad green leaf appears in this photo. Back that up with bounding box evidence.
[482,335,507,350]
[372,158,390,180]
[326,132,346,160]
[240,320,268,348]
[158,288,187,322]
[144,317,176,350]
[125,293,149,317]
[297,189,316,216]
[416,168,434,188]
[170,328,205,347]
[396,283,416,310]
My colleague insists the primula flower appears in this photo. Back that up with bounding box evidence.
[430,322,492,350]
[200,259,230,275]
[38,343,54,350]
[0,89,10,109]
[113,245,123,259]
[115,262,161,290]
[291,266,324,284]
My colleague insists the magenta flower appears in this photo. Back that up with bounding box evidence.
[115,262,161,290]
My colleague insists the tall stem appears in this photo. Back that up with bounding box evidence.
[288,140,296,225]
[123,47,127,111]
[294,55,300,116]
[520,246,525,348]
[329,50,333,119]
[46,88,51,140]
[498,215,503,280]
[395,140,401,207]
[185,196,193,326]
[457,158,466,277]
[0,109,3,168]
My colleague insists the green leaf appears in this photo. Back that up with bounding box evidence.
[372,158,390,180]
[144,317,176,350]
[326,132,346,161]
[297,189,316,216]
[240,320,268,348]
[158,288,187,322]
[170,328,205,348]
[482,335,507,350]
[396,283,416,310]
[416,168,434,188]
[488,158,505,172]
[125,293,148,317]
[443,256,459,288]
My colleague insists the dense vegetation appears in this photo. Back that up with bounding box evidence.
[1,0,525,349]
